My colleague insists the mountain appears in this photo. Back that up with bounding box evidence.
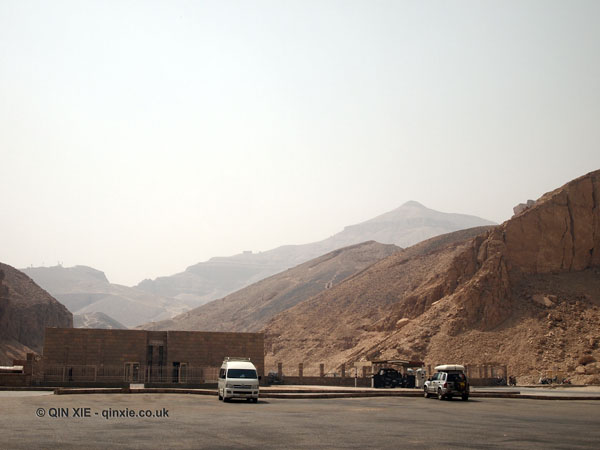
[22,266,190,328]
[141,240,402,332]
[263,170,600,384]
[135,202,496,307]
[0,262,72,364]
[74,312,127,329]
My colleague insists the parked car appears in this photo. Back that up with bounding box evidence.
[266,371,283,385]
[373,368,402,388]
[217,357,260,402]
[424,364,469,401]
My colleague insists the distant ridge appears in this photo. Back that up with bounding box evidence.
[141,241,401,332]
[23,265,190,328]
[22,203,495,328]
[74,312,127,329]
[135,202,496,307]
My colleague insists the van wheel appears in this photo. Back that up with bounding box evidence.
[437,389,444,400]
[218,393,222,401]
[223,397,230,402]
[424,388,430,398]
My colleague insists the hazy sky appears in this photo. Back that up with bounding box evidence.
[2,0,599,286]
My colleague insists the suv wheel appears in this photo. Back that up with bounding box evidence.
[424,387,430,398]
[437,389,444,400]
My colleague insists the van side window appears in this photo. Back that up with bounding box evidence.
[219,368,225,379]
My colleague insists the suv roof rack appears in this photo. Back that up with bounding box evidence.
[224,357,251,362]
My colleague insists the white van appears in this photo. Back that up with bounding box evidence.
[217,357,260,402]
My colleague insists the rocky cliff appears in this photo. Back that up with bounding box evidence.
[263,170,600,383]
[0,263,72,364]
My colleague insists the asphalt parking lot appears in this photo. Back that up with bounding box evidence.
[1,392,599,449]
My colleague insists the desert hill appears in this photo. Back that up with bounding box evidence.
[136,202,495,306]
[263,170,600,383]
[23,265,190,328]
[74,312,127,329]
[0,263,72,364]
[142,241,401,332]
[143,226,494,334]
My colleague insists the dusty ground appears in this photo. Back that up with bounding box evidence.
[1,392,600,449]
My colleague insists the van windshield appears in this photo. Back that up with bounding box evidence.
[227,369,257,379]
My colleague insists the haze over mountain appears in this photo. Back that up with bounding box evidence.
[73,312,127,330]
[136,202,496,307]
[142,240,402,332]
[0,263,72,364]
[22,266,190,328]
[22,203,494,328]
[263,170,600,384]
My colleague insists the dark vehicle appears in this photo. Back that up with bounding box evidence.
[373,368,401,388]
[266,372,283,385]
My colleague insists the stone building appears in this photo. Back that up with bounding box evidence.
[42,328,264,386]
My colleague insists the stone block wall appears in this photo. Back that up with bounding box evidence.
[43,328,147,367]
[39,328,264,386]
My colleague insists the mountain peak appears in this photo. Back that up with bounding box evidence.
[401,200,426,208]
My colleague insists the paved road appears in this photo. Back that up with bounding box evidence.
[474,386,600,397]
[1,392,599,449]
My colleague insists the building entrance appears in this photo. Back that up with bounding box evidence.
[124,362,140,382]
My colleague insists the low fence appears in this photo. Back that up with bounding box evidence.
[42,365,220,386]
[281,376,372,387]
[267,362,511,387]
[0,373,31,387]
[266,362,375,386]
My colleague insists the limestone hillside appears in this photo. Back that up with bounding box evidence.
[263,170,600,384]
[141,241,401,332]
[0,263,72,364]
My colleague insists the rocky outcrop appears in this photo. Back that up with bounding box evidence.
[505,172,600,273]
[262,169,600,382]
[451,170,600,330]
[512,200,535,216]
[0,263,72,363]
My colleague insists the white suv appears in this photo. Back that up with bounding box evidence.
[424,364,469,401]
